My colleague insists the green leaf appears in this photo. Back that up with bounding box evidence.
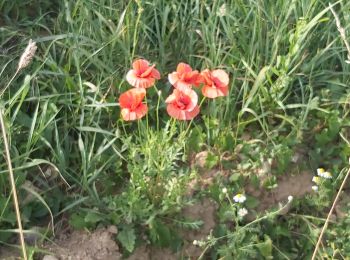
[188,127,204,153]
[256,235,272,258]
[205,152,219,169]
[84,211,104,224]
[246,196,259,209]
[229,172,241,182]
[69,213,87,229]
[117,226,136,253]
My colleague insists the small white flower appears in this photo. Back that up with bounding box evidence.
[198,241,206,247]
[312,176,320,184]
[317,168,325,176]
[238,207,248,217]
[233,193,246,203]
[312,185,318,191]
[318,169,332,179]
[288,195,293,202]
[322,171,332,179]
[222,187,228,194]
[193,240,198,246]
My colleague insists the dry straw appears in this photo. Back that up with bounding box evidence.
[0,38,37,260]
[329,4,350,63]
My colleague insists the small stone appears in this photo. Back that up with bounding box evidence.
[107,225,118,234]
[43,255,58,260]
[194,151,208,168]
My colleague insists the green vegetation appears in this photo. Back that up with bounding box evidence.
[1,0,350,259]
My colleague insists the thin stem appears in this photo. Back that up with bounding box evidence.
[183,97,207,136]
[311,164,350,260]
[0,108,27,260]
[329,4,350,62]
[131,1,143,60]
[156,92,161,131]
[0,70,19,97]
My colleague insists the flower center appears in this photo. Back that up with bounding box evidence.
[175,94,191,110]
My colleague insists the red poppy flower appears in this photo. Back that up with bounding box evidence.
[126,59,160,88]
[165,88,200,120]
[168,62,203,91]
[119,88,148,121]
[201,69,229,98]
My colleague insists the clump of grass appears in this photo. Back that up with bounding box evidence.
[1,0,350,258]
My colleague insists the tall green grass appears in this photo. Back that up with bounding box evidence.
[1,0,350,257]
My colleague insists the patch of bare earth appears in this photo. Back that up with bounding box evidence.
[180,198,218,259]
[45,226,122,260]
[0,246,21,260]
[127,198,218,260]
[247,170,313,212]
[192,150,314,212]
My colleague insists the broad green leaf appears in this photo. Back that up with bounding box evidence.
[117,227,136,253]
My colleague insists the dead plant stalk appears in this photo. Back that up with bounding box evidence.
[311,163,350,260]
[0,110,27,260]
[0,39,37,260]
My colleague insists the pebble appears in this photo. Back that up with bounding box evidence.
[42,255,58,260]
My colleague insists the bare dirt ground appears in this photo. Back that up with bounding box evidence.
[0,246,20,260]
[127,198,218,260]
[44,226,122,260]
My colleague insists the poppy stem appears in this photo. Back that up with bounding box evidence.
[131,1,144,60]
[144,92,149,131]
[155,87,161,131]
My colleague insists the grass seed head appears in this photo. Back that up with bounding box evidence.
[17,39,37,72]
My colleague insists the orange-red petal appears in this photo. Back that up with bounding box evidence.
[127,59,160,88]
[202,85,228,98]
[126,70,156,88]
[177,62,192,74]
[174,80,192,92]
[165,88,199,120]
[166,104,199,120]
[212,69,229,87]
[151,68,161,79]
[135,103,148,119]
[121,103,148,121]
[119,88,146,109]
[135,78,155,88]
[132,59,149,73]
[126,70,138,87]
[186,105,200,119]
[168,72,179,85]
[201,69,213,86]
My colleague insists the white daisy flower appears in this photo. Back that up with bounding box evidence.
[312,176,320,184]
[193,240,198,246]
[322,171,332,179]
[318,169,332,179]
[317,168,325,176]
[222,187,228,194]
[312,185,318,191]
[233,193,246,203]
[238,207,248,217]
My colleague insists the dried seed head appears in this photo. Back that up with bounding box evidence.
[17,39,37,71]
